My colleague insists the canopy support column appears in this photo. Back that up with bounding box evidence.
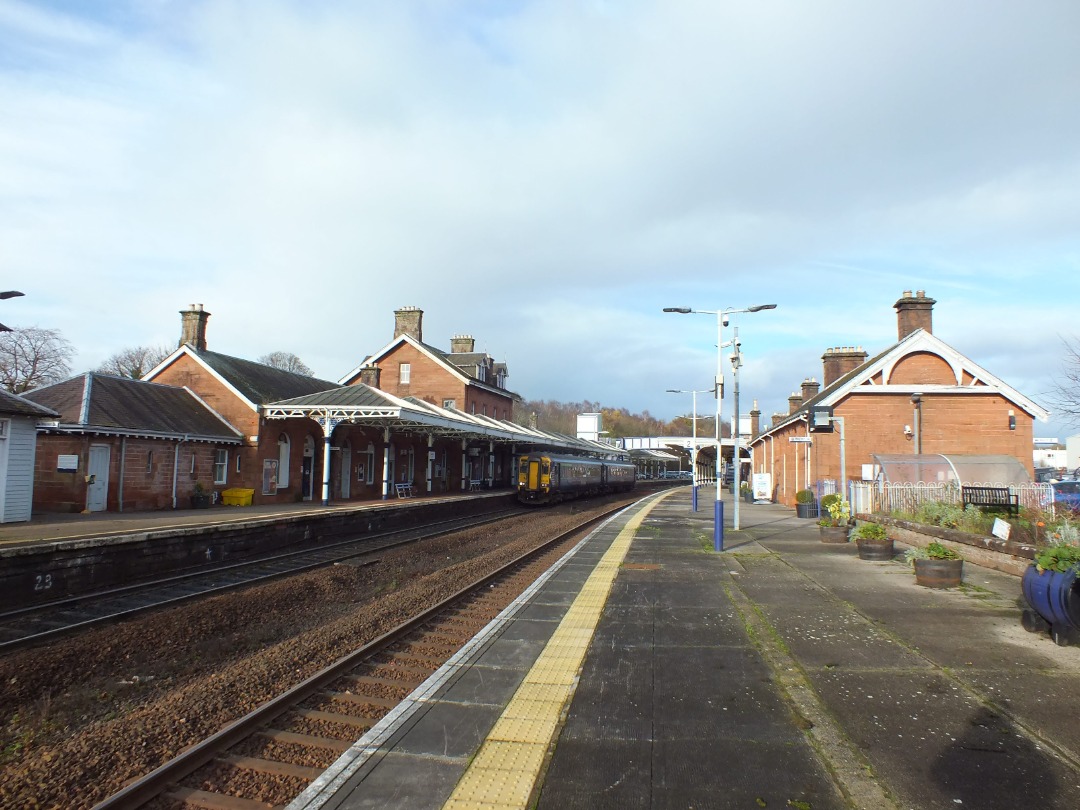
[426,434,434,493]
[382,428,391,500]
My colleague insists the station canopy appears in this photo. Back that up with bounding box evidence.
[871,454,1032,486]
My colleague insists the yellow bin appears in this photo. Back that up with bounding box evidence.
[221,488,254,506]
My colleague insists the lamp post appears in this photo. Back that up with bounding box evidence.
[667,388,711,512]
[664,303,776,549]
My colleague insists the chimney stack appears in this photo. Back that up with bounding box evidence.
[822,346,868,386]
[749,400,761,439]
[450,334,475,354]
[358,364,381,388]
[788,392,804,415]
[894,289,935,340]
[800,377,820,403]
[394,306,423,342]
[179,304,210,351]
[771,413,785,427]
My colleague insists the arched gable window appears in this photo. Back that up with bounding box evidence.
[278,434,291,488]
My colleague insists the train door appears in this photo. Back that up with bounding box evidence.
[526,457,540,490]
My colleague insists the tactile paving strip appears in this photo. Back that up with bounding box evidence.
[443,495,669,809]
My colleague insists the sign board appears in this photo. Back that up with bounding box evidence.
[809,405,834,432]
[752,473,772,501]
[992,518,1011,541]
[262,459,279,495]
[789,437,813,444]
[57,454,79,472]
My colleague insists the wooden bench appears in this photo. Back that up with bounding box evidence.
[961,485,1019,516]
[395,483,415,498]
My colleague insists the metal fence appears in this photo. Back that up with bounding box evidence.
[849,481,1054,516]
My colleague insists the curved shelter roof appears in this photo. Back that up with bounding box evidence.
[871,454,1032,486]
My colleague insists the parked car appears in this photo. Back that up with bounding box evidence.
[1052,480,1080,511]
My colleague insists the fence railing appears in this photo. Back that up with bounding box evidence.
[849,481,1054,517]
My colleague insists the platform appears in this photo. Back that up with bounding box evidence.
[287,486,1080,810]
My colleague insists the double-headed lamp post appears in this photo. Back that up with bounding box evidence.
[667,388,711,512]
[663,303,777,551]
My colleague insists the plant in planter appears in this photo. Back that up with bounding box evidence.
[853,521,894,560]
[905,541,963,588]
[817,495,851,543]
[191,482,213,509]
[1020,525,1080,646]
[795,489,818,519]
[740,481,753,503]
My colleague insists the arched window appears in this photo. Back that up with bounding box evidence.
[278,434,291,488]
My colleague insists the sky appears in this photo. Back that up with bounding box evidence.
[2,0,1080,441]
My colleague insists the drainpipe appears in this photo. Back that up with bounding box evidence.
[172,439,181,510]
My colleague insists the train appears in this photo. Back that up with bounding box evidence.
[516,452,637,505]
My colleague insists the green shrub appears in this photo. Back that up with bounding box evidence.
[820,493,841,510]
[855,522,887,541]
[1035,543,1080,574]
[795,489,814,504]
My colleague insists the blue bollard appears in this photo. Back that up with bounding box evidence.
[714,499,725,552]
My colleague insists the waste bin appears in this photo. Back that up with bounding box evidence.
[221,488,254,506]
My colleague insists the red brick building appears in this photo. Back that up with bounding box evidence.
[748,291,1049,506]
[339,306,517,421]
[24,372,243,512]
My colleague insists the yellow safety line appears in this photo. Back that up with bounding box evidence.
[443,494,668,809]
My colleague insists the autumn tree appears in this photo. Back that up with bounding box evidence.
[0,326,75,393]
[258,351,314,376]
[96,344,172,379]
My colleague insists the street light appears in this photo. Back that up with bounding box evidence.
[0,290,23,332]
[663,303,777,549]
[667,388,711,512]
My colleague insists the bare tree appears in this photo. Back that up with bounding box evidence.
[0,326,75,393]
[96,344,172,379]
[1048,336,1080,426]
[258,351,314,376]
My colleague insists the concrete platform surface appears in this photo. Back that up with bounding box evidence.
[283,486,1080,810]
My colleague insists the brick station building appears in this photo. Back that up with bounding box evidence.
[748,291,1050,506]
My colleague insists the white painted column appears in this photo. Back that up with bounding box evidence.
[382,428,392,500]
[426,434,434,493]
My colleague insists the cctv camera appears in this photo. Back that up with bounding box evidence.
[910,393,922,403]
[722,315,730,327]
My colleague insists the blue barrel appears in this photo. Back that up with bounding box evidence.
[1022,565,1080,630]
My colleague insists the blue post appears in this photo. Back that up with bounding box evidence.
[714,498,725,552]
[692,485,698,512]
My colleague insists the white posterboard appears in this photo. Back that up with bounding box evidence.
[752,473,772,501]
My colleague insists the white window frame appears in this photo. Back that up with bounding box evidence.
[442,399,456,409]
[364,442,375,485]
[399,363,411,384]
[213,449,228,484]
[0,419,8,439]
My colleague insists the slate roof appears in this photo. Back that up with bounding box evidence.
[0,387,59,418]
[190,349,340,405]
[23,373,243,442]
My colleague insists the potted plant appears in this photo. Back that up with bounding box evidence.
[853,521,893,560]
[1020,537,1080,646]
[795,489,818,519]
[740,481,753,503]
[817,494,851,543]
[905,541,963,588]
[191,482,213,509]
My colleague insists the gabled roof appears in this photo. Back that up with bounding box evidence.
[147,346,340,411]
[753,328,1050,443]
[0,388,59,419]
[339,334,519,400]
[23,373,243,442]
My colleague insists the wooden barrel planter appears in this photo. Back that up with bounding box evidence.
[914,558,963,588]
[856,537,894,561]
[1021,566,1080,645]
[819,526,849,544]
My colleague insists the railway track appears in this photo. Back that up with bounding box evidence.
[91,503,623,810]
[0,507,526,652]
